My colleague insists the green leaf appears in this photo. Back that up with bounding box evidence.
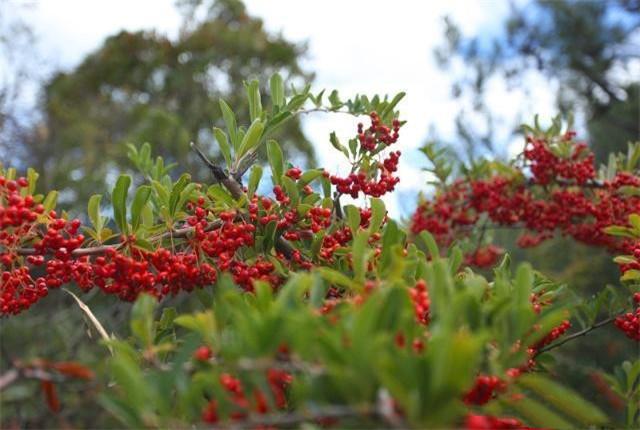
[237,119,264,160]
[315,267,358,290]
[419,231,440,260]
[621,269,640,282]
[282,176,299,206]
[130,293,157,348]
[130,186,151,231]
[630,213,640,232]
[368,198,386,233]
[329,131,350,158]
[248,165,263,199]
[88,194,103,231]
[264,111,292,137]
[604,225,635,238]
[175,183,198,218]
[174,311,216,346]
[42,190,58,213]
[169,173,191,217]
[380,91,406,121]
[213,127,232,169]
[503,396,573,429]
[112,175,131,234]
[352,230,370,283]
[26,168,38,195]
[207,184,234,207]
[344,205,361,234]
[270,73,285,108]
[517,374,608,426]
[267,139,284,185]
[298,169,323,187]
[219,99,238,150]
[245,79,262,122]
[151,180,170,208]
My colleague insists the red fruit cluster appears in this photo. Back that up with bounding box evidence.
[330,151,401,198]
[463,374,506,405]
[524,134,595,185]
[411,133,640,267]
[0,176,82,314]
[409,280,430,325]
[330,113,402,199]
[201,369,292,423]
[74,247,218,301]
[357,113,400,150]
[530,320,571,351]
[465,414,529,429]
[2,177,289,314]
[615,293,640,341]
[465,245,502,268]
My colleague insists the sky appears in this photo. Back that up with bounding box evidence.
[11,0,560,217]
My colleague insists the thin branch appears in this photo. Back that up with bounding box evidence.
[10,220,224,257]
[298,107,361,117]
[536,314,620,354]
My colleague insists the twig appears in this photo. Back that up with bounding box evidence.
[63,289,114,355]
[298,108,360,117]
[536,314,620,354]
[191,142,245,198]
[11,220,223,257]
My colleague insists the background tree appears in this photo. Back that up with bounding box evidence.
[435,0,639,161]
[0,0,43,162]
[21,0,315,208]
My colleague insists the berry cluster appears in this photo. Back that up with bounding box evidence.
[409,280,430,325]
[614,293,640,341]
[463,375,505,405]
[465,414,529,429]
[524,134,595,185]
[357,113,400,150]
[530,319,572,351]
[411,133,640,266]
[201,369,292,424]
[330,151,401,198]
[330,113,401,199]
[0,176,83,314]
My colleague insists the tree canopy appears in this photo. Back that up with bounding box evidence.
[25,0,314,207]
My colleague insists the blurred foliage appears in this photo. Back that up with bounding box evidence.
[0,0,42,158]
[21,0,315,209]
[435,0,639,161]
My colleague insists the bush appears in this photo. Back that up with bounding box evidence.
[1,76,638,429]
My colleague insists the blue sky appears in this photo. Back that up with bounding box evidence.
[12,0,563,217]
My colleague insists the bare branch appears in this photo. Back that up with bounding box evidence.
[536,314,620,354]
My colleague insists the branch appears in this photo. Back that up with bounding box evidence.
[536,314,620,354]
[191,142,244,198]
[11,220,224,257]
[298,107,361,117]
